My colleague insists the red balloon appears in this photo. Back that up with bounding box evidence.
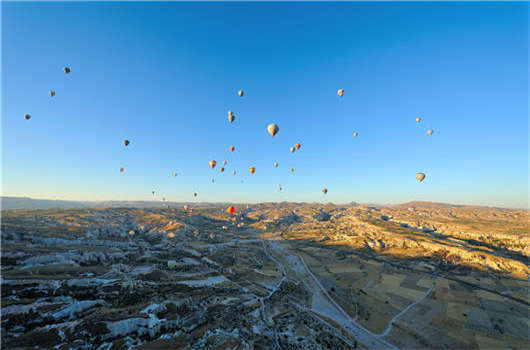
[209,160,217,168]
[295,143,301,150]
[227,206,235,215]
[230,146,235,152]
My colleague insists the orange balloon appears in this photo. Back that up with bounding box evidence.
[249,167,256,174]
[230,146,235,152]
[295,143,301,150]
[209,160,217,168]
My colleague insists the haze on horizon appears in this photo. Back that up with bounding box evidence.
[2,2,528,209]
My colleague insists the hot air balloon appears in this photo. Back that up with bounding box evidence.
[49,90,55,97]
[174,172,178,177]
[416,117,421,123]
[290,147,295,153]
[416,173,426,182]
[123,139,130,147]
[223,160,227,166]
[230,146,235,152]
[162,197,166,201]
[233,170,237,175]
[249,167,256,174]
[168,232,175,238]
[128,230,135,236]
[210,233,216,239]
[63,67,70,74]
[295,143,301,150]
[278,184,282,192]
[119,167,124,172]
[227,206,235,215]
[228,110,235,123]
[238,90,244,97]
[152,191,155,195]
[427,129,433,135]
[353,132,358,137]
[209,160,217,169]
[290,168,294,173]
[274,162,279,168]
[193,192,197,197]
[337,89,344,97]
[211,178,215,183]
[322,188,328,194]
[184,204,190,211]
[220,167,225,173]
[24,114,31,120]
[267,123,279,137]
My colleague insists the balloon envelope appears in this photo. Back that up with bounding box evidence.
[249,167,256,174]
[120,168,124,172]
[209,160,217,168]
[295,143,301,150]
[227,206,235,215]
[427,129,433,135]
[274,162,279,168]
[338,89,344,97]
[230,146,235,152]
[238,90,244,97]
[267,124,279,137]
[353,132,358,137]
[49,90,55,97]
[123,139,130,146]
[290,147,295,153]
[24,114,31,120]
[416,117,421,123]
[322,188,328,194]
[63,67,70,74]
[416,173,426,182]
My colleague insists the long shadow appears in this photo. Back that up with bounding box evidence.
[270,236,529,308]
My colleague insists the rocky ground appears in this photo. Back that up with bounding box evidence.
[1,203,528,349]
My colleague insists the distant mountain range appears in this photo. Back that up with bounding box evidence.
[0,197,222,210]
[2,196,521,211]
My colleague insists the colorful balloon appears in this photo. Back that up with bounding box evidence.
[337,89,344,97]
[63,67,71,74]
[295,143,301,150]
[227,206,235,215]
[209,160,217,168]
[123,139,130,146]
[49,90,55,97]
[427,129,433,135]
[238,90,244,97]
[230,146,235,152]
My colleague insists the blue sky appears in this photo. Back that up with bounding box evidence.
[2,2,528,208]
